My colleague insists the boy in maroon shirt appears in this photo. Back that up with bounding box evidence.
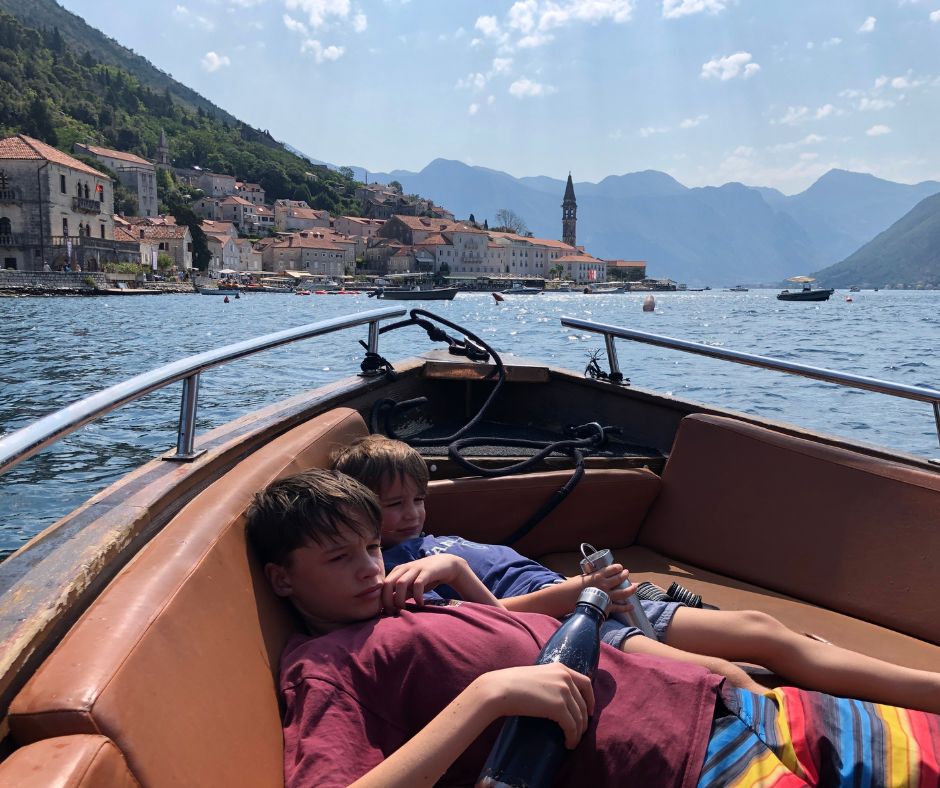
[247,469,940,788]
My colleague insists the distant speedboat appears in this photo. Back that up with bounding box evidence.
[777,276,833,302]
[850,286,861,292]
[199,287,238,296]
[501,283,542,295]
[728,285,748,292]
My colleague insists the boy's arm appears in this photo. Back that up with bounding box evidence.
[383,555,502,609]
[501,564,635,618]
[349,663,594,788]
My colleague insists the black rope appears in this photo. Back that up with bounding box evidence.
[362,311,618,546]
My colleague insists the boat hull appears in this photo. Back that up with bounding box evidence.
[777,289,834,301]
[376,287,458,301]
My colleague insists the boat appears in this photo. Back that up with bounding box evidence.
[728,285,748,292]
[0,307,938,784]
[777,276,834,302]
[198,287,239,296]
[501,283,543,295]
[372,286,459,301]
[850,286,861,292]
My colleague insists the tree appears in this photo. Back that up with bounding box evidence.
[388,180,403,193]
[157,253,174,272]
[468,213,477,226]
[25,95,57,144]
[492,208,528,235]
[338,166,355,181]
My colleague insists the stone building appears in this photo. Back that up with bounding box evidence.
[273,200,330,231]
[261,230,354,277]
[562,172,577,248]
[131,223,193,272]
[0,134,137,271]
[73,143,159,218]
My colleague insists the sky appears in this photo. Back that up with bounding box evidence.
[55,0,940,194]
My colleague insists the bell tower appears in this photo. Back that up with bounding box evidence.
[562,172,577,247]
[155,128,171,169]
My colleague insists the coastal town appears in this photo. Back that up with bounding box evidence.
[0,132,665,295]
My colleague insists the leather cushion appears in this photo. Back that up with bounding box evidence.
[426,468,661,555]
[638,414,940,645]
[9,408,368,788]
[0,735,138,788]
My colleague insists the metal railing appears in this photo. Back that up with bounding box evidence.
[0,308,406,475]
[561,316,940,447]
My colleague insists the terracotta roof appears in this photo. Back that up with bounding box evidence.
[207,233,236,246]
[77,143,152,167]
[392,215,484,234]
[284,208,327,220]
[219,196,253,206]
[201,220,236,234]
[414,233,449,246]
[0,135,108,178]
[556,253,601,263]
[136,225,189,240]
[113,227,139,243]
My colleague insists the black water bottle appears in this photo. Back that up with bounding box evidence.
[476,587,609,788]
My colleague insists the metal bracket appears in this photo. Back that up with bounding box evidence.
[164,374,207,462]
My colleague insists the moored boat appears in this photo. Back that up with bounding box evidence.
[372,287,458,300]
[501,282,543,295]
[0,308,938,784]
[777,275,834,301]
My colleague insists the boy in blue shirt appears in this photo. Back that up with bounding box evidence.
[333,434,940,713]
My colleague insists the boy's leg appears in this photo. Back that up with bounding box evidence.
[699,686,940,787]
[665,607,940,714]
[620,634,769,695]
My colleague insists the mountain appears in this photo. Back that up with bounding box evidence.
[367,160,940,286]
[0,0,235,122]
[0,4,360,214]
[813,192,940,288]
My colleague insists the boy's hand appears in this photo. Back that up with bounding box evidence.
[473,663,595,749]
[382,555,471,610]
[580,563,637,610]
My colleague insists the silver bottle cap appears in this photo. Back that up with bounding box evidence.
[577,586,610,613]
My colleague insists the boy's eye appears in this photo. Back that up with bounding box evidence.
[367,543,381,553]
[327,553,347,563]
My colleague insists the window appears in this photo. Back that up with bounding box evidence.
[0,217,10,235]
[100,225,105,239]
[60,174,67,193]
[84,184,90,200]
[62,218,69,236]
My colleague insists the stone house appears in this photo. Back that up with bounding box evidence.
[273,200,330,232]
[0,134,136,271]
[235,238,262,272]
[73,143,159,218]
[194,171,237,198]
[235,181,265,205]
[132,224,194,272]
[192,197,223,221]
[332,215,384,239]
[205,233,240,276]
[218,196,257,230]
[554,252,607,284]
[261,230,353,278]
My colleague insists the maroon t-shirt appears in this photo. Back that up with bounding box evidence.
[280,602,720,787]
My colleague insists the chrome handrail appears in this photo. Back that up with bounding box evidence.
[561,316,940,446]
[0,308,407,475]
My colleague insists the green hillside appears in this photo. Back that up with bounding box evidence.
[0,8,360,215]
[814,192,940,289]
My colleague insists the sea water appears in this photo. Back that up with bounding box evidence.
[1,289,937,553]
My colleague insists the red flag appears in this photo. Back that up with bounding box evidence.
[588,268,596,281]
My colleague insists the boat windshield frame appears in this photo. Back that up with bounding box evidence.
[0,308,407,476]
[560,316,940,448]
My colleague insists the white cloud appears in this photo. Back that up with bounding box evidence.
[639,125,670,137]
[174,5,215,30]
[508,77,555,97]
[866,124,891,136]
[301,39,345,62]
[228,0,265,7]
[518,31,554,48]
[353,12,367,32]
[456,72,487,91]
[478,1,634,51]
[815,104,836,119]
[858,16,876,33]
[859,97,894,111]
[487,94,496,105]
[468,103,479,116]
[777,106,809,125]
[701,52,761,81]
[285,0,351,29]
[283,14,309,35]
[475,15,503,37]
[768,133,826,152]
[201,51,231,71]
[679,114,708,128]
[662,0,727,19]
[931,10,940,22]
[507,0,538,33]
[491,57,513,74]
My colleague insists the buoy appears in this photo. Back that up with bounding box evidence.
[234,292,240,299]
[223,296,230,303]
[642,294,655,312]
[492,292,504,303]
[845,296,853,302]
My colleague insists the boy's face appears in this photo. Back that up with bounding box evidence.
[377,473,426,547]
[264,512,385,634]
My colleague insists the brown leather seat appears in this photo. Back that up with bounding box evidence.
[637,414,940,647]
[0,735,138,787]
[426,468,661,554]
[9,408,368,788]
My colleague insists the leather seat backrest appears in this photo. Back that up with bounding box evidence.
[9,408,368,788]
[638,414,940,644]
[0,735,138,787]
[426,468,661,556]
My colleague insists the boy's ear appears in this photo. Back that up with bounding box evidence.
[264,562,293,597]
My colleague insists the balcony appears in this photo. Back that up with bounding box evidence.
[72,196,102,214]
[0,233,25,246]
[0,189,19,204]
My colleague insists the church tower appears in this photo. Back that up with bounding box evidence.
[562,172,577,247]
[155,128,171,169]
